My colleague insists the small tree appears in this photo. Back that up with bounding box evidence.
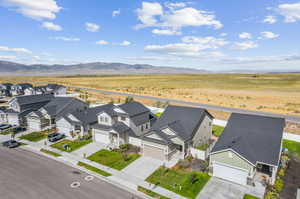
[125,96,134,103]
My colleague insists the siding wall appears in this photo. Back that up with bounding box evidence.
[192,115,212,147]
[210,150,253,172]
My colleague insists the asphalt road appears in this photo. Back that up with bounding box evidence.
[0,147,141,199]
[68,86,300,123]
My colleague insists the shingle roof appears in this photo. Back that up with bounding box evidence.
[211,113,285,166]
[92,122,130,134]
[119,101,149,117]
[147,105,213,142]
[13,94,54,106]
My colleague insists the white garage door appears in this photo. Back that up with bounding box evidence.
[143,144,165,161]
[57,126,72,137]
[28,120,41,131]
[94,132,110,144]
[213,162,248,185]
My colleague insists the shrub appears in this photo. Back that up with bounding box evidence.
[119,144,130,151]
[264,191,279,199]
[274,179,283,193]
[277,169,285,178]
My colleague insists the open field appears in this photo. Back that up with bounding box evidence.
[1,74,300,133]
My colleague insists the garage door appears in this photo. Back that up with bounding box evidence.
[143,144,165,161]
[28,120,41,131]
[94,132,110,144]
[57,126,72,137]
[212,162,248,185]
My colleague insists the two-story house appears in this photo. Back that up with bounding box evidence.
[91,101,156,148]
[25,97,88,131]
[11,83,33,96]
[0,83,13,96]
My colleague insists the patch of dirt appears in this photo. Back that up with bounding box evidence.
[280,157,300,199]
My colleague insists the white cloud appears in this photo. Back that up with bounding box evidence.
[144,36,228,57]
[276,2,300,23]
[165,2,186,9]
[2,0,61,20]
[119,41,131,46]
[263,15,277,24]
[239,32,252,39]
[220,33,227,37]
[96,40,109,45]
[0,55,17,60]
[112,9,120,17]
[136,2,223,30]
[51,36,80,41]
[233,41,258,50]
[261,31,279,39]
[85,22,100,32]
[152,29,181,35]
[42,21,62,31]
[0,45,32,54]
[136,2,163,26]
[222,54,300,64]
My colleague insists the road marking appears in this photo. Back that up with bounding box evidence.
[85,175,94,181]
[70,181,81,188]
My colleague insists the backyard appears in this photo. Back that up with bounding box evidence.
[283,139,300,159]
[212,125,225,137]
[146,166,210,199]
[87,149,140,170]
[51,139,92,152]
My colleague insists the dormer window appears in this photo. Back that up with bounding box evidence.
[120,116,126,121]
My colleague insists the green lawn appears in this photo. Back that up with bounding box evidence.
[146,167,210,199]
[77,161,111,177]
[283,139,300,159]
[20,132,47,142]
[87,149,140,170]
[243,194,260,199]
[212,125,225,137]
[51,139,92,152]
[0,130,12,135]
[155,112,162,117]
[138,186,170,199]
[40,149,61,157]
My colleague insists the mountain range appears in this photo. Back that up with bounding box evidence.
[0,60,207,76]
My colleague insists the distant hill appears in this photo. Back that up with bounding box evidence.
[0,60,208,76]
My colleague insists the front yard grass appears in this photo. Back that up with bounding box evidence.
[0,130,12,135]
[20,132,47,142]
[40,149,61,157]
[243,194,260,199]
[87,149,140,170]
[212,125,225,137]
[146,166,210,199]
[138,186,170,199]
[77,161,111,177]
[283,139,300,159]
[51,139,92,152]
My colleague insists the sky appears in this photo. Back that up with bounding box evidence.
[0,0,300,71]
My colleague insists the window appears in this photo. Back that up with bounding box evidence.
[104,117,108,123]
[141,125,144,132]
[120,116,126,121]
[100,116,103,122]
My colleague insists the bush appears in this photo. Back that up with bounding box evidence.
[274,179,283,193]
[277,169,285,178]
[264,191,279,199]
[119,144,130,151]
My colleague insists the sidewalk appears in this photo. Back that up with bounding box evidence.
[4,134,187,199]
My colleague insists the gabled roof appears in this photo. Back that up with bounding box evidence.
[211,113,285,166]
[70,104,115,125]
[118,101,149,117]
[11,94,54,106]
[42,97,86,117]
[47,84,65,91]
[145,105,213,144]
[14,83,33,89]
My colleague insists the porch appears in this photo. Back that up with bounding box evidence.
[251,163,277,186]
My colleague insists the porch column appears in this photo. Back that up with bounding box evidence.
[271,166,277,185]
[117,133,120,147]
[182,143,185,159]
[81,126,84,137]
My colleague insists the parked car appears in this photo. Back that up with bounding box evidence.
[0,124,12,131]
[48,133,65,142]
[2,140,20,148]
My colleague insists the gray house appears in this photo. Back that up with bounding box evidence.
[56,104,115,138]
[142,105,214,161]
[91,101,156,148]
[0,83,13,96]
[11,83,33,96]
[209,113,285,186]
[26,97,88,131]
[2,94,55,126]
[46,84,67,96]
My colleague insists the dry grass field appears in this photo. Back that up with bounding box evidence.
[1,74,300,133]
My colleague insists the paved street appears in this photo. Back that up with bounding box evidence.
[68,86,300,123]
[0,147,141,199]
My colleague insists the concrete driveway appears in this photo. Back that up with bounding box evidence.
[122,156,163,180]
[197,177,264,199]
[70,142,106,157]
